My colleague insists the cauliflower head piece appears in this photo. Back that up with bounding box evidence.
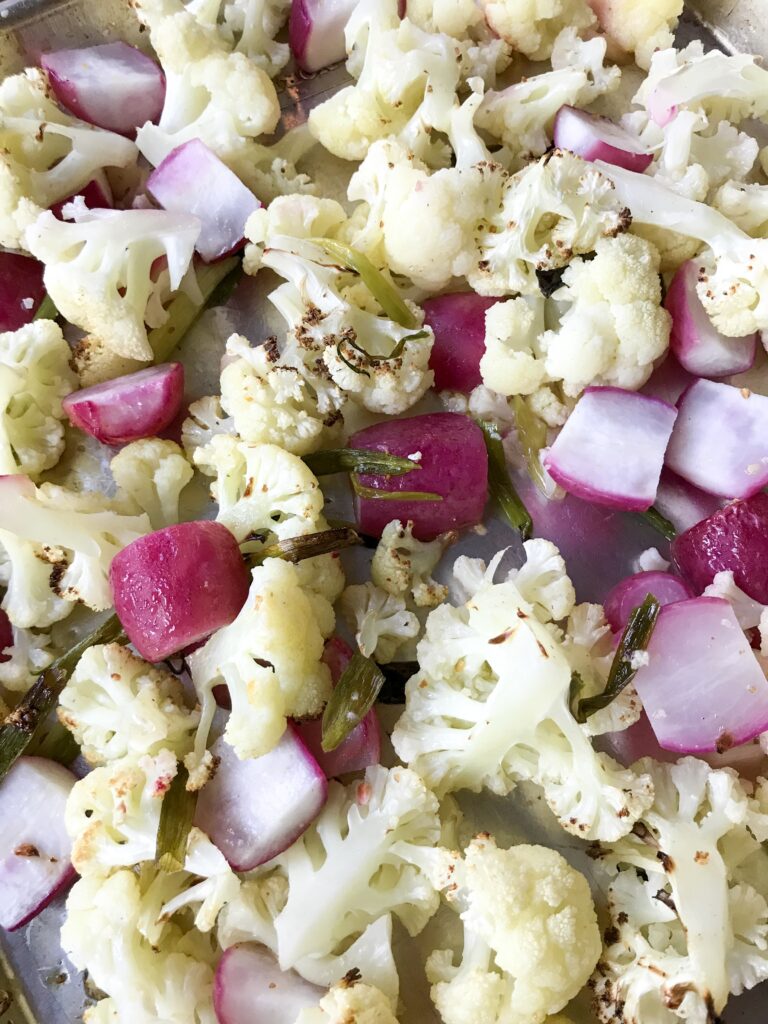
[479,0,595,60]
[186,0,291,77]
[371,519,453,609]
[480,295,547,397]
[0,623,52,695]
[295,980,399,1024]
[587,0,683,69]
[340,582,420,663]
[111,439,193,530]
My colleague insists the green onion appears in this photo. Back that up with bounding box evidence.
[351,477,443,502]
[241,527,362,566]
[156,764,197,873]
[577,594,661,722]
[30,722,80,766]
[33,294,58,321]
[148,257,241,363]
[478,420,533,540]
[307,238,418,329]
[304,449,419,477]
[322,652,385,752]
[513,396,550,496]
[638,506,677,541]
[0,614,127,781]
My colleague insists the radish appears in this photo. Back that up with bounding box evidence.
[552,106,653,172]
[0,608,11,663]
[633,597,768,753]
[147,140,261,263]
[653,468,724,535]
[665,379,768,499]
[603,570,693,632]
[640,355,694,407]
[665,262,756,378]
[214,944,322,1024]
[50,177,113,219]
[195,729,327,872]
[350,413,488,540]
[423,292,499,393]
[62,363,184,445]
[289,0,357,73]
[543,387,677,511]
[0,253,46,332]
[40,42,165,136]
[109,521,250,662]
[671,493,768,603]
[0,757,76,930]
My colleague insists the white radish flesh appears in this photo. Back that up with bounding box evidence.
[553,106,653,172]
[653,468,724,534]
[289,0,357,73]
[214,944,322,1024]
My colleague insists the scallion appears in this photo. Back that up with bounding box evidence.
[638,506,677,541]
[240,526,362,566]
[478,420,533,540]
[303,449,419,477]
[156,765,197,873]
[351,477,443,502]
[513,395,550,496]
[322,652,385,752]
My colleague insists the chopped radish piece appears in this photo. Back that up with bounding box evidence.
[40,42,165,136]
[110,521,250,662]
[351,413,488,540]
[423,292,499,393]
[62,363,184,445]
[552,106,653,172]
[289,0,357,73]
[671,493,768,602]
[322,635,354,682]
[50,177,113,219]
[654,468,723,535]
[0,757,76,930]
[0,608,11,663]
[543,387,677,511]
[665,262,756,378]
[195,729,327,872]
[641,356,694,407]
[214,944,322,1024]
[666,379,768,499]
[634,597,768,753]
[0,253,45,332]
[603,570,693,632]
[147,140,261,263]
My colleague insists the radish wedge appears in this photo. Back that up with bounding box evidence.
[665,262,756,378]
[0,253,46,332]
[147,140,261,263]
[603,570,693,632]
[110,521,250,662]
[423,292,499,393]
[653,468,723,535]
[553,106,653,172]
[194,729,327,872]
[543,387,677,511]
[289,0,357,73]
[214,944,322,1024]
[62,362,184,445]
[0,757,76,930]
[634,597,768,753]
[665,379,768,499]
[41,42,165,135]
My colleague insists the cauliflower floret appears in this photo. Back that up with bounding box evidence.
[58,643,199,765]
[0,624,52,694]
[714,180,768,237]
[243,194,348,275]
[371,520,453,609]
[427,834,601,1024]
[111,439,193,530]
[187,558,332,766]
[295,980,400,1024]
[480,296,547,397]
[340,583,420,663]
[0,526,71,628]
[509,538,576,624]
[181,394,235,461]
[478,0,595,59]
[187,0,291,77]
[587,0,683,70]
[25,202,200,362]
[0,320,76,478]
[406,0,484,36]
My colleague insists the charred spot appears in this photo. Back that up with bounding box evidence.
[603,926,620,946]
[536,639,549,658]
[489,627,516,644]
[516,607,528,619]
[243,478,255,498]
[694,850,710,865]
[658,850,675,872]
[323,409,343,429]
[664,983,695,1011]
[617,911,629,925]
[715,730,734,753]
[341,968,362,988]
[14,843,40,858]
[654,888,676,912]
[49,560,67,596]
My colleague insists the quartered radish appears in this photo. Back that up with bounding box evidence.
[194,729,327,872]
[289,0,357,73]
[147,140,261,263]
[214,944,322,1024]
[0,757,76,930]
[63,362,184,445]
[423,292,499,392]
[110,521,250,662]
[665,379,768,499]
[552,106,653,171]
[603,570,693,632]
[543,387,677,511]
[654,468,724,535]
[0,253,45,332]
[41,42,165,135]
[633,597,768,753]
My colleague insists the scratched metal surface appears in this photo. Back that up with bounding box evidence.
[0,1,766,1022]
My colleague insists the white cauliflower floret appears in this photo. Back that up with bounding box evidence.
[427,834,601,1024]
[180,394,235,461]
[187,0,291,77]
[111,439,193,530]
[0,526,71,628]
[243,194,347,274]
[406,0,484,36]
[58,643,199,765]
[540,233,671,397]
[0,624,52,694]
[0,68,137,248]
[25,202,200,362]
[478,0,595,59]
[187,558,332,767]
[587,0,683,69]
[0,320,76,478]
[295,981,399,1024]
[714,180,768,237]
[340,583,420,663]
[509,539,576,624]
[480,296,547,397]
[371,520,453,609]
[65,749,178,876]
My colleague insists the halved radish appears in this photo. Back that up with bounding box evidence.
[214,944,322,1024]
[603,570,693,632]
[553,106,653,172]
[0,253,45,332]
[289,0,357,73]
[423,292,499,393]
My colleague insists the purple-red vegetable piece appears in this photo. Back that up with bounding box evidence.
[214,944,322,1024]
[603,570,693,632]
[289,0,358,73]
[423,292,499,393]
[552,105,653,172]
[0,253,46,333]
[0,608,11,664]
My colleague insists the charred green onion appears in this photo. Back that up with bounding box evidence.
[322,652,385,752]
[513,396,550,497]
[240,527,363,566]
[149,257,240,363]
[639,506,677,541]
[304,449,419,477]
[478,420,533,540]
[156,765,197,873]
[351,477,443,502]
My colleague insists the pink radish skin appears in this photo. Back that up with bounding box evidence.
[109,521,250,662]
[50,177,113,220]
[147,140,261,263]
[665,262,756,378]
[351,413,488,541]
[195,729,327,872]
[289,0,357,73]
[543,387,677,511]
[423,292,499,393]
[41,42,165,136]
[634,597,768,753]
[654,468,723,535]
[640,356,694,407]
[62,363,184,445]
[603,570,693,632]
[0,757,77,930]
[0,608,11,663]
[553,106,653,172]
[0,253,46,332]
[666,379,768,499]
[214,944,323,1024]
